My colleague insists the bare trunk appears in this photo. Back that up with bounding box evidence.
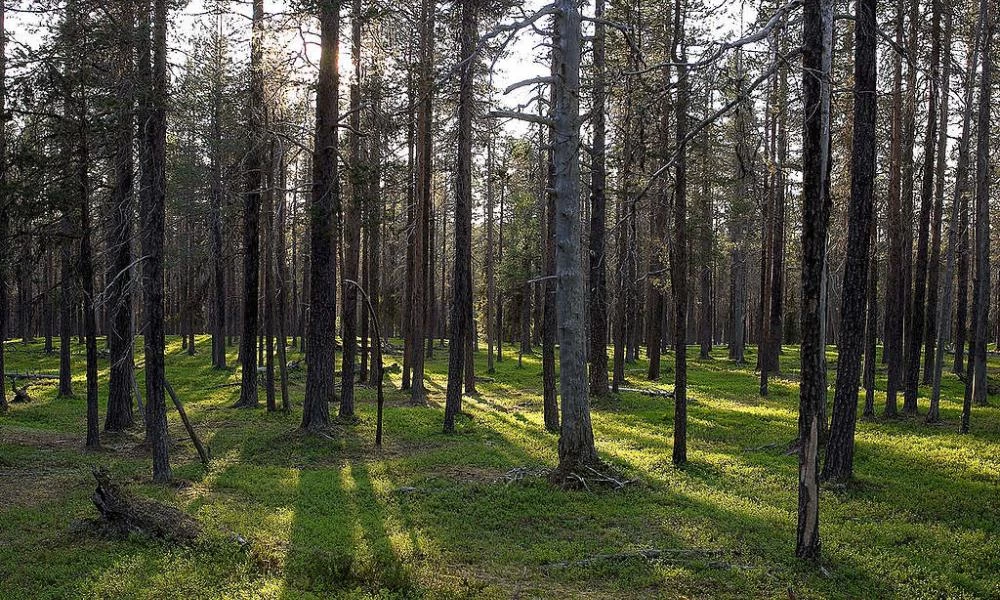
[303,0,340,431]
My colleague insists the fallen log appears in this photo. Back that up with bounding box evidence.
[618,386,674,398]
[3,372,60,381]
[90,467,200,542]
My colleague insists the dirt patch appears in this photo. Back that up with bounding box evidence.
[0,468,87,510]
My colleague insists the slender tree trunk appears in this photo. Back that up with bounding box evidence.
[409,0,434,403]
[0,0,6,412]
[898,0,919,416]
[303,0,340,431]
[444,0,477,433]
[822,0,876,482]
[862,222,878,420]
[883,0,905,417]
[670,5,688,465]
[922,6,952,385]
[962,1,992,432]
[59,223,73,397]
[236,0,265,409]
[903,0,941,413]
[142,0,172,482]
[210,13,227,369]
[542,97,559,433]
[486,131,496,375]
[587,0,609,397]
[797,0,832,560]
[339,0,365,419]
[953,19,977,377]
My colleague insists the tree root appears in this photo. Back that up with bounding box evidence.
[548,461,636,491]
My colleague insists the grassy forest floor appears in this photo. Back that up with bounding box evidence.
[1,336,998,599]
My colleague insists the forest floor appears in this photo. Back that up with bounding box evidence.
[1,337,998,599]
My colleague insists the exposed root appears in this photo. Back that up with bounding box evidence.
[548,461,636,491]
[87,467,200,543]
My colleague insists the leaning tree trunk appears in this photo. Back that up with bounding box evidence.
[303,0,340,431]
[822,0,876,483]
[797,0,832,561]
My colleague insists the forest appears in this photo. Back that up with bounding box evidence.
[0,0,998,597]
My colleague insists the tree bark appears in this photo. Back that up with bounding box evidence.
[903,0,941,413]
[236,0,265,409]
[444,0,477,433]
[552,0,597,471]
[822,0,876,482]
[962,1,992,432]
[670,4,688,465]
[303,0,340,431]
[796,0,832,561]
[142,0,172,482]
[587,0,609,398]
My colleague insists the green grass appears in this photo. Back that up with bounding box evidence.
[1,336,998,599]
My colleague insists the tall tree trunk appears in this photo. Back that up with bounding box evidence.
[542,94,559,433]
[340,0,364,419]
[486,130,496,375]
[797,0,832,561]
[646,15,671,381]
[59,222,73,396]
[953,15,977,377]
[883,0,905,417]
[275,145,291,412]
[862,222,878,420]
[141,0,172,481]
[903,0,941,413]
[0,0,6,412]
[898,0,919,416]
[444,0,477,433]
[552,0,596,472]
[409,0,434,403]
[822,0,876,482]
[587,0,609,397]
[210,8,227,369]
[922,5,952,385]
[263,141,277,411]
[670,4,688,465]
[303,0,340,431]
[962,1,992,431]
[105,7,136,431]
[236,0,265,408]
